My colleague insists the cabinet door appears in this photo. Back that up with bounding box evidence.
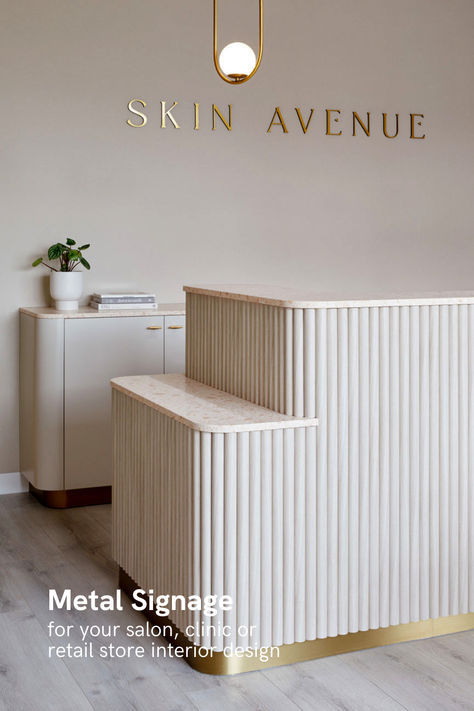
[20,315,64,490]
[164,315,185,373]
[64,316,164,489]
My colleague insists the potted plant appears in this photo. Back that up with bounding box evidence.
[32,238,91,310]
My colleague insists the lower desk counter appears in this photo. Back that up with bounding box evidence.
[111,373,474,674]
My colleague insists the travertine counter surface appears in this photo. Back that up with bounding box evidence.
[111,373,318,432]
[20,303,185,318]
[184,284,474,309]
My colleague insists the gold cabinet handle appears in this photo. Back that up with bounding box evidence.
[146,326,162,330]
[168,325,184,329]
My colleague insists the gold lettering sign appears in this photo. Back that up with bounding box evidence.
[383,113,399,138]
[125,100,427,140]
[410,113,425,139]
[212,104,232,131]
[352,112,370,137]
[295,108,314,134]
[127,99,147,128]
[161,101,180,129]
[267,107,288,133]
[326,109,342,136]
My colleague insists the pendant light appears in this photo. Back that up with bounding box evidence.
[213,0,263,84]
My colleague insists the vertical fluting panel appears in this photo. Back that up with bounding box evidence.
[283,428,295,644]
[439,306,450,617]
[409,307,421,622]
[186,293,287,413]
[358,308,370,631]
[272,428,284,646]
[224,432,237,648]
[222,426,319,650]
[305,425,317,640]
[327,309,339,636]
[419,306,430,621]
[449,306,459,616]
[200,431,212,647]
[249,431,261,649]
[309,302,474,632]
[185,294,474,637]
[399,306,410,624]
[429,306,440,619]
[379,307,390,628]
[368,307,380,630]
[459,306,469,615]
[348,308,360,633]
[294,427,306,642]
[192,430,201,644]
[236,431,250,648]
[389,306,400,626]
[260,430,273,647]
[315,309,328,638]
[113,391,318,649]
[112,391,192,637]
[116,299,474,652]
[469,306,474,614]
[338,308,349,635]
[211,433,225,650]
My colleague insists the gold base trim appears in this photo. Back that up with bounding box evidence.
[119,568,474,675]
[29,483,112,508]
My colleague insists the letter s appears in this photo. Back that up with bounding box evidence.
[132,589,147,611]
[127,99,147,127]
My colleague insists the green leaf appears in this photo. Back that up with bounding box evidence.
[48,244,62,260]
[68,250,80,261]
[66,237,76,246]
[32,258,43,267]
[80,257,91,270]
[78,244,90,250]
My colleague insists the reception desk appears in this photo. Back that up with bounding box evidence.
[113,285,474,674]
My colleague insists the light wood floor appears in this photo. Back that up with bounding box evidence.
[1,493,473,711]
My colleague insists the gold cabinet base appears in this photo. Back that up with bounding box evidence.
[30,483,112,508]
[119,568,474,675]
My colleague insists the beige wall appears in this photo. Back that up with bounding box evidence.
[1,0,473,473]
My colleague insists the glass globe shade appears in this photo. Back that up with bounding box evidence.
[219,42,257,79]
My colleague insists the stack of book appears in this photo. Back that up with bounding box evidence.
[89,292,158,311]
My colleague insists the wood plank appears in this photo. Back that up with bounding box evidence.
[0,495,197,711]
[186,673,303,711]
[262,655,407,711]
[0,574,94,711]
[343,637,474,711]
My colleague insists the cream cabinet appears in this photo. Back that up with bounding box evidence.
[64,316,164,490]
[19,305,185,506]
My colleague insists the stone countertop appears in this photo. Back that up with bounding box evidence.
[183,284,474,309]
[111,373,318,433]
[20,303,185,318]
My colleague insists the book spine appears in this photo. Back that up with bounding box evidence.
[89,302,158,311]
[93,296,156,304]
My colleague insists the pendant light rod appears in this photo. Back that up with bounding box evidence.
[213,0,263,84]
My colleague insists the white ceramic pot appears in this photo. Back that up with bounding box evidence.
[50,271,83,310]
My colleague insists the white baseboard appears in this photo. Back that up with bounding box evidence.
[0,472,29,495]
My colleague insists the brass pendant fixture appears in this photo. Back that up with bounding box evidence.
[213,0,263,84]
